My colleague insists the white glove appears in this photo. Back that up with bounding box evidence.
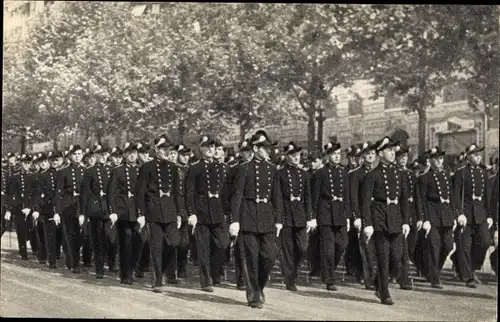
[22,208,31,216]
[457,215,467,226]
[229,222,240,237]
[4,211,12,221]
[275,223,283,237]
[416,220,423,231]
[494,230,498,248]
[364,226,374,241]
[487,217,493,229]
[109,213,118,225]
[78,215,85,226]
[353,218,362,231]
[53,213,61,226]
[177,216,182,229]
[32,211,40,221]
[423,221,431,237]
[188,214,197,227]
[306,219,317,233]
[402,224,410,238]
[346,219,351,232]
[137,215,146,229]
[453,220,457,232]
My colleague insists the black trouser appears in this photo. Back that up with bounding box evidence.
[373,231,403,301]
[104,222,118,269]
[394,225,419,285]
[149,222,179,287]
[319,226,347,285]
[308,229,321,274]
[454,222,490,282]
[81,220,92,266]
[233,236,244,286]
[90,217,116,275]
[176,221,190,276]
[117,221,142,281]
[490,247,498,276]
[359,230,377,288]
[26,214,38,255]
[345,226,361,276]
[62,214,83,269]
[13,207,29,258]
[279,226,308,285]
[35,217,47,263]
[42,216,58,266]
[135,224,149,274]
[195,223,228,287]
[413,229,428,276]
[425,226,453,285]
[189,232,198,264]
[240,231,276,305]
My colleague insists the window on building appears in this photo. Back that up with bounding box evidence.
[384,87,402,110]
[442,83,469,103]
[347,91,363,116]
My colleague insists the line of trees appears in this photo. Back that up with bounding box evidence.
[2,3,498,154]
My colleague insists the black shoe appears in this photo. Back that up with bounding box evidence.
[152,286,162,293]
[39,260,46,265]
[49,264,57,269]
[431,283,443,289]
[308,270,320,277]
[202,286,214,292]
[237,283,246,290]
[473,273,482,285]
[375,291,381,299]
[400,284,413,291]
[466,280,477,288]
[213,281,222,287]
[249,301,263,309]
[72,267,81,274]
[178,271,188,279]
[108,267,118,273]
[83,263,92,268]
[365,284,375,291]
[21,255,29,260]
[167,278,181,285]
[56,256,61,260]
[96,273,104,279]
[259,290,266,304]
[326,284,338,291]
[381,297,395,305]
[135,271,144,278]
[286,284,298,291]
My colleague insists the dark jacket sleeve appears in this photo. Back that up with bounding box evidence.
[399,171,410,226]
[343,168,351,221]
[135,163,149,217]
[55,169,66,215]
[453,169,464,218]
[360,170,375,228]
[350,170,360,219]
[172,164,185,220]
[303,170,313,221]
[311,170,322,220]
[272,168,283,225]
[490,173,499,228]
[185,164,198,217]
[107,167,119,216]
[483,169,490,218]
[229,164,247,224]
[33,174,44,213]
[418,174,429,222]
[80,169,91,217]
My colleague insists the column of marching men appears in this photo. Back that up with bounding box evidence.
[1,131,498,309]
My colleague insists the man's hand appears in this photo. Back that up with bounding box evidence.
[229,222,240,237]
[137,216,146,229]
[453,220,457,232]
[457,215,467,227]
[32,211,40,221]
[53,214,61,226]
[494,230,498,248]
[423,221,431,237]
[402,224,410,238]
[306,219,317,233]
[487,217,494,229]
[416,220,423,231]
[275,223,283,237]
[109,213,118,226]
[4,211,11,221]
[22,208,30,216]
[346,219,351,232]
[364,226,374,241]
[177,216,182,229]
[188,215,197,234]
[78,215,85,226]
[353,218,362,231]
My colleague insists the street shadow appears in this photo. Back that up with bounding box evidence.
[411,286,497,300]
[162,289,247,307]
[295,289,380,304]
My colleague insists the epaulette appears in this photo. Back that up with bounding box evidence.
[240,160,251,166]
[416,169,429,178]
[456,165,466,172]
[191,160,200,166]
[264,159,275,166]
[348,165,362,174]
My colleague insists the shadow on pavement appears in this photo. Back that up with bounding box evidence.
[295,289,380,304]
[162,289,247,306]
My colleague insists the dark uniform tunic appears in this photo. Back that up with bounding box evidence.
[361,163,410,301]
[311,162,350,286]
[307,168,321,276]
[348,164,378,288]
[230,158,283,305]
[7,169,39,259]
[489,172,498,276]
[34,167,58,267]
[453,164,491,282]
[419,168,455,285]
[277,163,312,286]
[136,158,184,287]
[55,163,86,270]
[108,162,142,283]
[186,159,229,288]
[1,170,8,236]
[81,163,116,276]
[176,163,191,277]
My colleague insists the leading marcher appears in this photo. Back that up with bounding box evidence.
[229,131,283,309]
[361,137,410,305]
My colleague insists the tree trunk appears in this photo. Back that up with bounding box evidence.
[417,107,427,155]
[316,109,325,152]
[178,119,187,141]
[20,134,28,155]
[307,110,316,151]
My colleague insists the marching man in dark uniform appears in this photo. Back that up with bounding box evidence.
[136,143,152,276]
[229,131,283,309]
[418,147,455,289]
[311,141,349,291]
[453,144,492,287]
[277,142,313,291]
[54,145,86,273]
[361,137,410,305]
[136,135,184,292]
[110,147,123,167]
[81,144,116,279]
[5,154,39,260]
[306,151,323,278]
[489,171,498,276]
[32,152,52,265]
[175,143,192,279]
[349,141,378,290]
[108,142,143,284]
[186,135,229,292]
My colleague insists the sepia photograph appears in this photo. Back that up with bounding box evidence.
[1,1,498,320]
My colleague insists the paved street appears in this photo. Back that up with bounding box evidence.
[1,232,497,320]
